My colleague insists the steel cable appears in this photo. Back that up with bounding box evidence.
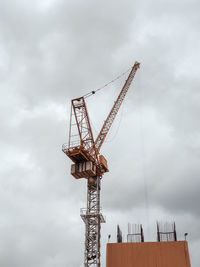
[82,67,131,99]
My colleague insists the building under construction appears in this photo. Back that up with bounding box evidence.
[106,223,191,267]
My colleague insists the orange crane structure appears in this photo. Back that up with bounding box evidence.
[62,61,140,266]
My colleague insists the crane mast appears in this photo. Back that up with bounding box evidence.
[62,61,140,267]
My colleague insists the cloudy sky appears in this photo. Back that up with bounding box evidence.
[1,0,200,266]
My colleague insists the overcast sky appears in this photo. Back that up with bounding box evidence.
[1,0,200,266]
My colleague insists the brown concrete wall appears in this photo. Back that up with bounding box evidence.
[106,241,191,267]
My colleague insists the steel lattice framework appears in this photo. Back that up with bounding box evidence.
[81,178,105,267]
[62,61,140,267]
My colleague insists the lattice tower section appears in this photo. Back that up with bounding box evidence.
[81,177,105,267]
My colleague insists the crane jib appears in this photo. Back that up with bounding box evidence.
[94,61,140,153]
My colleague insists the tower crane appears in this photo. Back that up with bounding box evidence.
[62,61,140,267]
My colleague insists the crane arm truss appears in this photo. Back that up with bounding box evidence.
[67,97,98,162]
[72,97,94,150]
[94,61,140,153]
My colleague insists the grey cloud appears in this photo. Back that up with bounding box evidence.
[1,0,200,266]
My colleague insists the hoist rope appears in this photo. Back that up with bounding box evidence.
[136,70,150,235]
[82,66,131,99]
